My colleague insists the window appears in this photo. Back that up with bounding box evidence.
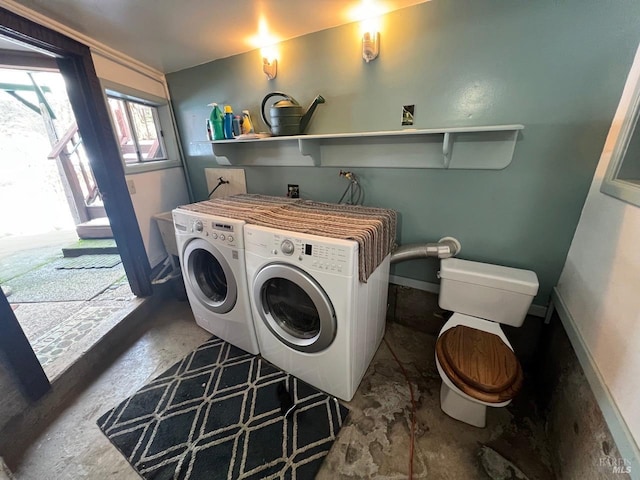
[107,95,166,164]
[102,81,180,173]
[601,52,640,207]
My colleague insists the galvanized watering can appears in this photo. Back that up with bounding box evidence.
[261,92,325,136]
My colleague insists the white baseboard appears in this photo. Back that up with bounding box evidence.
[552,288,640,479]
[389,275,547,318]
[388,275,440,294]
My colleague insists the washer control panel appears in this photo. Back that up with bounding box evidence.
[194,220,238,247]
[173,210,243,248]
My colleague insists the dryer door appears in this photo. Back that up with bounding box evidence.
[253,263,336,353]
[183,238,237,314]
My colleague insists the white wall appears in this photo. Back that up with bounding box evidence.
[556,43,640,455]
[91,52,166,99]
[126,168,189,266]
[91,52,189,267]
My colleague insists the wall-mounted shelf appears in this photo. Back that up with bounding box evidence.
[199,125,524,169]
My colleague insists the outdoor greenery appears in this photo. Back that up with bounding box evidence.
[0,69,77,237]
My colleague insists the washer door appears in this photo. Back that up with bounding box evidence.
[253,263,336,353]
[183,238,237,314]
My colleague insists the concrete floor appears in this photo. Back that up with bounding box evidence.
[319,324,554,480]
[10,299,554,479]
[11,300,211,480]
[13,278,141,381]
[2,242,141,381]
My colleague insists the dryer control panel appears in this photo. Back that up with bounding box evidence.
[246,225,357,276]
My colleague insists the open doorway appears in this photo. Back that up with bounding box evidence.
[0,63,141,380]
[1,7,153,401]
[0,69,77,237]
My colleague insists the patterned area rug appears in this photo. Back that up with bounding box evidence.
[97,337,348,479]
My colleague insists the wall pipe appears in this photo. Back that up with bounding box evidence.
[390,237,462,264]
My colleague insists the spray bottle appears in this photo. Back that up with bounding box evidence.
[208,103,224,140]
[241,110,255,134]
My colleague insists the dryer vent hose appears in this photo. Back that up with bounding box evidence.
[390,237,461,264]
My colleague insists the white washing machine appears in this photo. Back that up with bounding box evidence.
[244,223,390,401]
[173,208,259,355]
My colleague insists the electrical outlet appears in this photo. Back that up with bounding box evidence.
[204,168,247,199]
[287,184,300,198]
[402,105,415,126]
[126,179,136,195]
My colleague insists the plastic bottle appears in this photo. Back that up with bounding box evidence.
[205,119,213,140]
[208,103,224,140]
[241,110,254,134]
[232,115,242,137]
[223,105,234,139]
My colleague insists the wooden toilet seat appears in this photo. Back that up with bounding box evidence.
[436,325,523,404]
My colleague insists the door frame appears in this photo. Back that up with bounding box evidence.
[0,7,152,399]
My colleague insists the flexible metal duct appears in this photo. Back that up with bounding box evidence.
[390,237,461,264]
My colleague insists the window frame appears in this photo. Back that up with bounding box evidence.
[101,80,181,174]
[107,95,167,164]
[600,53,640,208]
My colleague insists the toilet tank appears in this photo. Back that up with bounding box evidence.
[438,258,539,327]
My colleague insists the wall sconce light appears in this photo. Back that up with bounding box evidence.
[261,44,278,80]
[352,1,382,63]
[360,10,381,63]
[262,56,277,80]
[362,30,380,63]
[250,18,279,80]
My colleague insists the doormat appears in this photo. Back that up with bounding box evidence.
[54,254,121,269]
[97,336,348,479]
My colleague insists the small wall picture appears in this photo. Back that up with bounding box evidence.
[402,105,415,126]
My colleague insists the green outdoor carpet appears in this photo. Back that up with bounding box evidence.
[62,238,118,258]
[6,259,126,303]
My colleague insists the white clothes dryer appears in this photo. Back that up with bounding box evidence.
[173,208,259,355]
[244,223,390,401]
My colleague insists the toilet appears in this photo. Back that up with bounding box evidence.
[435,258,539,427]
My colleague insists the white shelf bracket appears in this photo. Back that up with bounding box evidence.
[211,144,232,165]
[443,132,453,168]
[298,139,321,166]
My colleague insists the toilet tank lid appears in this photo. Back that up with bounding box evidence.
[439,258,539,295]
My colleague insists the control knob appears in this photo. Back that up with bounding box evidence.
[281,239,294,255]
[194,220,203,232]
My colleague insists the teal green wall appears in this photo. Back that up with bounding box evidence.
[166,0,640,303]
